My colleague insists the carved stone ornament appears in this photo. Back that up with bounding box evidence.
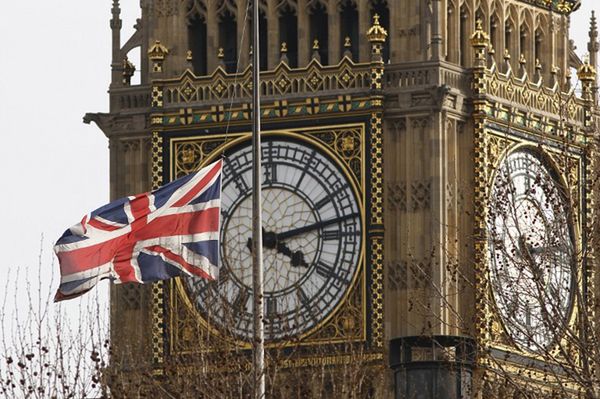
[145,0,181,17]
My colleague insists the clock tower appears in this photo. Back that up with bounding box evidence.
[86,0,599,397]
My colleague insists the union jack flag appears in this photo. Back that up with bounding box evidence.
[54,160,222,302]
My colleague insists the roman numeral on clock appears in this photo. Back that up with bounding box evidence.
[316,261,349,284]
[315,196,330,209]
[296,287,318,324]
[316,261,335,279]
[266,297,278,318]
[322,229,341,241]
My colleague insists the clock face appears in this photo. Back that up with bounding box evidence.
[186,136,362,340]
[488,149,574,350]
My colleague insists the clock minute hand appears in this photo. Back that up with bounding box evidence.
[277,213,359,241]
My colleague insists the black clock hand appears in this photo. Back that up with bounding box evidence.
[276,213,359,241]
[276,241,308,267]
[247,229,308,267]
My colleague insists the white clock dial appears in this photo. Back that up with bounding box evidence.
[187,137,362,340]
[488,149,574,350]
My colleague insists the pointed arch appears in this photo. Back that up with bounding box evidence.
[339,0,359,61]
[534,13,550,78]
[489,1,503,55]
[505,5,518,63]
[186,0,208,76]
[216,0,238,72]
[475,0,489,31]
[308,0,329,64]
[277,0,298,67]
[447,0,460,63]
[519,9,534,72]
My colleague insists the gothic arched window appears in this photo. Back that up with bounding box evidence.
[259,11,268,70]
[505,20,513,58]
[218,3,238,73]
[309,1,329,64]
[279,2,298,67]
[187,2,208,76]
[340,0,358,61]
[460,6,469,66]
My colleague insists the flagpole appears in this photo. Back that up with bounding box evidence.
[251,0,265,397]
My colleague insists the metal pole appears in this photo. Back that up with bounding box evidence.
[251,0,265,397]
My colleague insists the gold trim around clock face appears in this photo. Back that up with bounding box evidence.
[483,129,584,358]
[167,124,369,351]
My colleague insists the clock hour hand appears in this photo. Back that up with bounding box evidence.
[276,213,359,240]
[276,241,308,268]
[246,229,308,268]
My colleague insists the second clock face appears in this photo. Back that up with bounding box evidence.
[186,136,362,340]
[488,149,574,350]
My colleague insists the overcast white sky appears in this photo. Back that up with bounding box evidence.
[0,1,597,323]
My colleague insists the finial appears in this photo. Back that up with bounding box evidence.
[518,54,527,78]
[110,0,122,30]
[470,19,490,48]
[476,19,483,31]
[249,45,253,56]
[367,13,388,43]
[550,65,559,87]
[344,36,353,59]
[280,42,289,64]
[503,48,512,73]
[565,67,572,90]
[217,47,225,67]
[487,44,496,68]
[148,40,169,61]
[534,59,542,82]
[578,58,597,82]
[312,39,321,62]
[186,50,193,62]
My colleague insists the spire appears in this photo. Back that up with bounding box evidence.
[588,11,599,75]
[111,0,121,30]
[110,0,123,87]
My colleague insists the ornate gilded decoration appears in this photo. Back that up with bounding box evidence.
[151,86,163,108]
[167,124,371,353]
[468,17,593,394]
[148,40,169,73]
[157,58,371,107]
[145,0,180,17]
[151,131,165,372]
[367,14,385,349]
[366,14,387,44]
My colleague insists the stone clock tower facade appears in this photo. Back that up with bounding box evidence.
[87,0,599,397]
